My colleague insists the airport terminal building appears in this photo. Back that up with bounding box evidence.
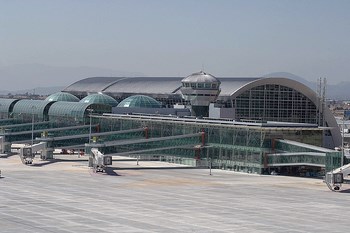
[63,72,341,149]
[0,72,343,175]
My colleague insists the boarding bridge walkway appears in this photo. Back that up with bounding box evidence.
[204,139,342,171]
[39,128,146,150]
[102,132,202,148]
[111,144,199,156]
[266,152,326,168]
[40,128,145,142]
[332,163,350,174]
[0,124,97,153]
[325,163,350,191]
[1,119,204,167]
[265,139,341,170]
[3,124,96,137]
[26,128,146,150]
[2,124,98,145]
[0,121,49,131]
[0,119,14,126]
[54,133,202,155]
[88,132,204,167]
[54,132,202,152]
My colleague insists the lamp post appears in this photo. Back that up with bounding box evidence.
[340,116,345,166]
[31,106,36,145]
[209,157,212,176]
[342,116,347,166]
[87,108,93,144]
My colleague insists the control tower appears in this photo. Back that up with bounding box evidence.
[180,71,221,117]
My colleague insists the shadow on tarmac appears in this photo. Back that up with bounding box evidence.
[111,166,196,170]
[104,167,121,176]
[30,160,59,167]
[29,158,88,167]
[0,153,16,159]
[91,166,195,177]
[339,189,350,193]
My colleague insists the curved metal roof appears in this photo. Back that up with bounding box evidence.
[230,77,317,100]
[48,102,92,120]
[0,98,18,112]
[12,100,55,121]
[63,76,262,97]
[218,77,261,96]
[0,98,19,118]
[117,95,162,108]
[104,77,183,94]
[63,77,124,93]
[182,71,220,84]
[80,93,118,107]
[45,92,80,102]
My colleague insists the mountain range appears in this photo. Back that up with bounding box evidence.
[264,72,350,100]
[0,64,144,95]
[0,64,349,100]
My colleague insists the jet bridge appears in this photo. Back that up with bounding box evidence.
[85,132,205,168]
[0,124,98,156]
[19,142,50,165]
[325,163,350,191]
[39,128,145,142]
[0,136,10,154]
[85,132,204,153]
[89,148,112,173]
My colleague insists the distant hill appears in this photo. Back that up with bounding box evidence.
[11,86,65,95]
[264,72,350,100]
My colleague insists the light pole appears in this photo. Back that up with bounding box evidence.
[87,108,93,144]
[339,112,350,167]
[31,106,36,145]
[209,157,212,175]
[342,117,346,166]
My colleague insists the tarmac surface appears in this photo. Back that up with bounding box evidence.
[1,154,350,233]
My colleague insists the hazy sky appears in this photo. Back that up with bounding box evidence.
[1,0,350,88]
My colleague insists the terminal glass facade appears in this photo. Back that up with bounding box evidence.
[95,115,339,174]
[235,84,318,124]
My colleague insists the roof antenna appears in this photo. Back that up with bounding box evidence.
[201,63,204,72]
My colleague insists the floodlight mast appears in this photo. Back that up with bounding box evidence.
[31,106,36,146]
[87,108,94,144]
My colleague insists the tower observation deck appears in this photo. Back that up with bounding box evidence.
[180,71,221,117]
